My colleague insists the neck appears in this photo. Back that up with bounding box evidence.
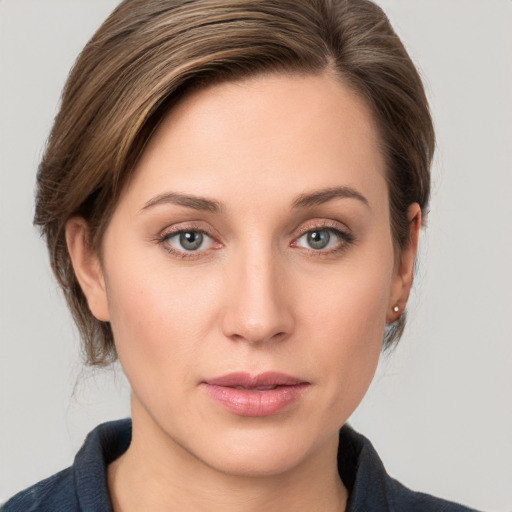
[108,402,347,512]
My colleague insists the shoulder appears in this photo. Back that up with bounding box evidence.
[385,476,481,512]
[339,425,482,512]
[1,468,76,512]
[2,419,131,512]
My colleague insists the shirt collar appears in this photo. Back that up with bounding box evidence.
[339,424,392,512]
[72,419,392,511]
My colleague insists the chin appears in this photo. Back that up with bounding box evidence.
[184,422,336,478]
[204,442,312,478]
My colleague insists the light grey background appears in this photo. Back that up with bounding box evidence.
[1,1,511,510]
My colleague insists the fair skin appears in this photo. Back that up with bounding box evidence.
[66,71,420,512]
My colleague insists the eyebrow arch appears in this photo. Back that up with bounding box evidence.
[141,192,222,213]
[292,186,369,209]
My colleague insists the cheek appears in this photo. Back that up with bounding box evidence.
[305,270,388,367]
[103,251,223,387]
[299,248,393,343]
[295,246,394,414]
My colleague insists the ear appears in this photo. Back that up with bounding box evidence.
[65,217,110,322]
[387,203,422,323]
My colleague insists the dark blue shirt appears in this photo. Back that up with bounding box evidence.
[2,419,481,511]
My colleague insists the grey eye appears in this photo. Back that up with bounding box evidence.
[162,228,218,256]
[306,230,331,249]
[179,231,204,251]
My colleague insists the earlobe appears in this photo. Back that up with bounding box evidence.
[65,217,110,322]
[387,203,422,323]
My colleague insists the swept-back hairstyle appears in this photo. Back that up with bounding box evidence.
[35,0,434,365]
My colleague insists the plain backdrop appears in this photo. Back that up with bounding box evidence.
[1,1,511,510]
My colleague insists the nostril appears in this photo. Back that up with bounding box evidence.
[225,327,290,345]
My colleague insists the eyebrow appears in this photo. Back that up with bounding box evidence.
[141,185,368,214]
[141,192,222,213]
[292,186,369,209]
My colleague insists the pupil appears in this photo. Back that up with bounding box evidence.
[180,231,203,250]
[307,230,330,249]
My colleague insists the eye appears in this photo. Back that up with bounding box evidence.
[176,231,204,251]
[293,227,352,252]
[304,230,331,250]
[162,229,217,255]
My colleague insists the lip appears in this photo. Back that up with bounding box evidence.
[201,372,310,417]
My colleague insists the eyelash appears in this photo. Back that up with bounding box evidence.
[155,222,354,259]
[292,223,355,256]
[156,225,219,259]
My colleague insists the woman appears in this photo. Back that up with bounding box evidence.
[1,0,488,510]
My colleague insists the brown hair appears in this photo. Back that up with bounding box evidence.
[34,0,434,366]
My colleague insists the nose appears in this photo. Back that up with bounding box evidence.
[221,248,295,345]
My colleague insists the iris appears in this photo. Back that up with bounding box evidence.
[307,230,330,250]
[180,231,203,250]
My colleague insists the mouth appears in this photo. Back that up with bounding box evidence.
[201,372,310,417]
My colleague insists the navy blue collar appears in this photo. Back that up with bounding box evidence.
[73,419,131,511]
[4,418,479,511]
[72,419,477,511]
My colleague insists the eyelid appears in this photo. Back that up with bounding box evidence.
[293,219,350,237]
[156,222,223,258]
[158,220,221,241]
[290,219,355,253]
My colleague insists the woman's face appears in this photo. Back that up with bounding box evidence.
[73,72,417,476]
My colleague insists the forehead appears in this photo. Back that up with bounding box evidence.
[121,71,387,213]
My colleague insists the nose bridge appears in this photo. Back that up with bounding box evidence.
[221,239,293,344]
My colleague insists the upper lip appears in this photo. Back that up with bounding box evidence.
[203,372,308,389]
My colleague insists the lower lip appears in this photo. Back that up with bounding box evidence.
[201,383,309,417]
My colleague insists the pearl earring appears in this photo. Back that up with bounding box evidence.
[393,306,399,313]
